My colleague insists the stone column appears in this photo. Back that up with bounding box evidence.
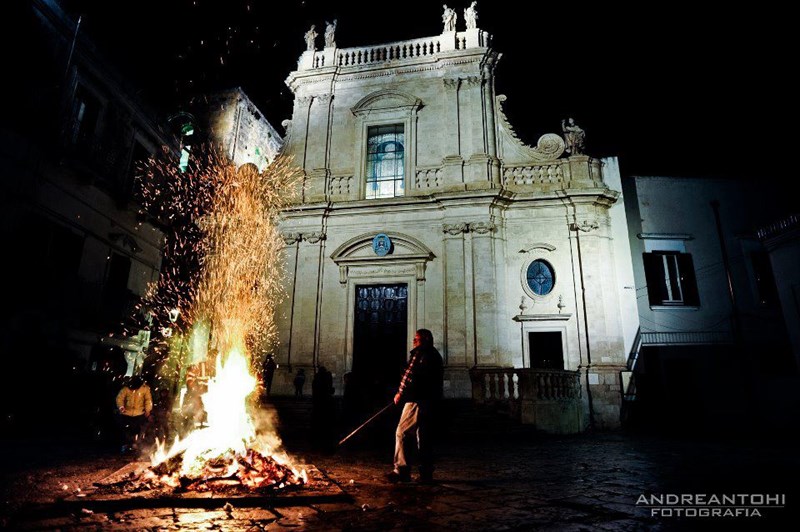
[470,221,499,366]
[443,223,468,367]
[305,94,333,202]
[278,232,301,367]
[292,96,313,202]
[288,231,326,369]
[441,78,464,189]
[481,68,501,185]
[569,213,626,430]
[462,76,490,187]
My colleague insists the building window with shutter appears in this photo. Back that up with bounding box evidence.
[71,86,102,151]
[643,251,700,307]
[365,124,404,199]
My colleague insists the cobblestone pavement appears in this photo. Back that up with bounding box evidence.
[2,427,799,531]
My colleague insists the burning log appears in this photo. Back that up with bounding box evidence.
[98,447,305,496]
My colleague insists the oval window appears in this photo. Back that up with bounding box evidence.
[526,259,555,296]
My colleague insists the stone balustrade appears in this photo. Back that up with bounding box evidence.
[502,162,566,188]
[470,367,583,433]
[337,36,441,67]
[303,30,491,71]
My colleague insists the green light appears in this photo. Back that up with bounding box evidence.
[179,147,190,172]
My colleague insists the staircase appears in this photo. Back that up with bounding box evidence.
[260,396,314,442]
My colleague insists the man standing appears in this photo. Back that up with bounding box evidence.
[263,354,277,397]
[387,329,443,483]
[116,375,153,453]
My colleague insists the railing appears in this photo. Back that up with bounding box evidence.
[336,36,442,67]
[757,213,799,240]
[502,162,566,187]
[307,30,491,71]
[470,367,582,424]
[641,330,734,346]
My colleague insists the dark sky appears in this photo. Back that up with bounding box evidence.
[57,0,788,180]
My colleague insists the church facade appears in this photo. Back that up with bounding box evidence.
[273,18,638,430]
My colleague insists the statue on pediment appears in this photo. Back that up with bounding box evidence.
[325,19,337,48]
[465,1,478,29]
[304,25,318,51]
[562,117,586,155]
[442,4,456,32]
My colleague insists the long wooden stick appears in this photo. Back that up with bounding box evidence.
[338,402,394,446]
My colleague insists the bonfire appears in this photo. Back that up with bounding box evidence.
[111,149,304,495]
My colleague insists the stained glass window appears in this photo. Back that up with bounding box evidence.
[526,259,555,296]
[366,124,404,199]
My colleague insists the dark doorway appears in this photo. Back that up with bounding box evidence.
[529,331,564,369]
[353,284,408,403]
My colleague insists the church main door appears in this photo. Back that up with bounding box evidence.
[352,284,408,402]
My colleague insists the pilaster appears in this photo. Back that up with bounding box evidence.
[443,223,468,367]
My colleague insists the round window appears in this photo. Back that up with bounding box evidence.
[526,259,555,296]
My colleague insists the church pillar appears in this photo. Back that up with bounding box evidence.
[288,231,326,369]
[277,232,301,367]
[305,94,333,202]
[441,78,464,189]
[470,221,499,366]
[568,208,626,430]
[481,72,501,185]
[462,76,491,187]
[443,223,468,367]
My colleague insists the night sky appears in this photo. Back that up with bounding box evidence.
[54,0,788,180]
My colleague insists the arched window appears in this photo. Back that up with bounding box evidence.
[366,125,404,199]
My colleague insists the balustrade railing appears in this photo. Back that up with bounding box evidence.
[470,367,581,422]
[502,162,566,187]
[336,36,442,67]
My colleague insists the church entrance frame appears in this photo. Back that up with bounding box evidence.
[330,232,435,377]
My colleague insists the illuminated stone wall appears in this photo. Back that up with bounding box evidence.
[272,21,637,430]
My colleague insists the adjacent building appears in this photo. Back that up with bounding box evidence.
[623,176,797,431]
[1,0,170,430]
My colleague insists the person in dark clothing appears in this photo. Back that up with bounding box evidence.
[293,368,306,397]
[311,366,336,452]
[263,354,277,397]
[387,328,444,484]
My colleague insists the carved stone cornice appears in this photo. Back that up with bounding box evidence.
[281,232,302,245]
[442,78,461,90]
[569,221,599,233]
[297,95,313,106]
[443,223,468,235]
[303,232,327,244]
[463,76,482,87]
[316,93,333,104]
[286,54,487,89]
[469,221,496,235]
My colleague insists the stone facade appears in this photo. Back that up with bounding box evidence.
[271,21,637,431]
[199,87,284,171]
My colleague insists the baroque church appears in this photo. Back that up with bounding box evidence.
[271,11,639,432]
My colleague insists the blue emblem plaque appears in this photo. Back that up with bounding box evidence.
[372,233,392,256]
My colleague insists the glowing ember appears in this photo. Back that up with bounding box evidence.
[145,349,307,491]
[123,147,304,493]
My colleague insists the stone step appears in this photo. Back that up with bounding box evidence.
[261,398,525,437]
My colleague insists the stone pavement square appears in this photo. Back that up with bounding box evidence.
[2,429,800,530]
